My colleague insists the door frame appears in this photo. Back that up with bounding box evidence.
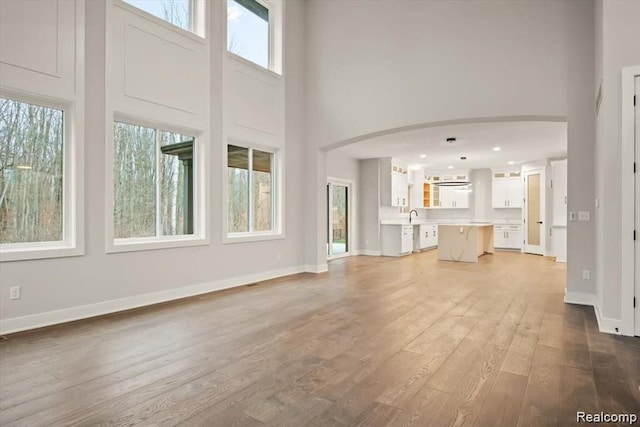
[620,65,640,336]
[523,167,546,255]
[327,177,356,260]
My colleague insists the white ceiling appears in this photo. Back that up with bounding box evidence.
[332,121,567,170]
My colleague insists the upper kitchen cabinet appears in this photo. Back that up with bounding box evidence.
[424,170,470,209]
[380,158,409,207]
[492,170,523,208]
[438,185,470,209]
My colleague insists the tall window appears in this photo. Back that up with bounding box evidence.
[123,0,196,34]
[113,122,195,240]
[227,144,274,234]
[227,0,269,69]
[0,97,63,244]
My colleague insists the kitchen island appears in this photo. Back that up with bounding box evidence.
[437,223,494,262]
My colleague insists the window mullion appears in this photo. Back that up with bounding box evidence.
[155,129,162,237]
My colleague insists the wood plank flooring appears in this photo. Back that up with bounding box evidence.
[1,251,638,426]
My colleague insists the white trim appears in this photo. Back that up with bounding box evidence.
[523,167,546,255]
[564,291,622,335]
[304,263,328,274]
[105,120,208,253]
[327,177,357,260]
[621,65,640,337]
[114,0,207,40]
[594,303,623,335]
[358,250,382,256]
[564,290,595,306]
[0,0,85,261]
[222,140,284,243]
[0,265,306,335]
[224,0,283,75]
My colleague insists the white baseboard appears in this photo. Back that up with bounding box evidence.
[304,263,328,273]
[564,291,595,306]
[358,250,381,256]
[593,304,623,335]
[0,265,306,335]
[564,290,624,336]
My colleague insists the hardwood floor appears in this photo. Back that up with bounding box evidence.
[1,251,638,426]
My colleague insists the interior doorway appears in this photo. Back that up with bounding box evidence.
[327,180,351,259]
[524,168,545,255]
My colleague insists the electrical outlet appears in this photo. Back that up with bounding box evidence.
[9,286,21,300]
[582,270,590,280]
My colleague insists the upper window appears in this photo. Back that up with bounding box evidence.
[227,144,276,236]
[227,0,269,69]
[0,97,64,245]
[113,122,196,242]
[123,0,198,34]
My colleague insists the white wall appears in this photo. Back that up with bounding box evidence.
[594,0,640,329]
[326,150,359,183]
[358,159,380,255]
[0,0,308,333]
[304,0,596,303]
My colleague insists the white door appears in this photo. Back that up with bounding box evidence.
[524,169,545,255]
[635,75,639,336]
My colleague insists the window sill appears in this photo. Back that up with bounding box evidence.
[223,231,284,244]
[0,242,84,262]
[225,51,283,78]
[107,235,210,254]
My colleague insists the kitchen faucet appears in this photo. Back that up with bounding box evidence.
[409,209,418,224]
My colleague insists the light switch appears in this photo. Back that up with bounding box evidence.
[595,198,599,208]
[459,227,464,233]
[578,211,590,221]
[569,212,577,221]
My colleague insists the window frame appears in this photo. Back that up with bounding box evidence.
[225,0,283,75]
[0,90,84,262]
[223,140,283,243]
[115,0,206,40]
[106,115,208,253]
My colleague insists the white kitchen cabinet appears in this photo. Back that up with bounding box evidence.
[551,159,567,226]
[415,224,438,250]
[391,172,409,207]
[438,186,469,209]
[381,224,413,256]
[380,159,409,207]
[492,171,523,208]
[494,225,522,250]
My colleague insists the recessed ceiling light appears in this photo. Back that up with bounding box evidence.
[460,156,467,160]
[420,154,427,158]
[446,137,457,143]
[493,146,501,151]
[447,165,454,169]
[508,161,515,165]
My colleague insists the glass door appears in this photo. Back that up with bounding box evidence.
[327,183,349,258]
[524,169,544,255]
